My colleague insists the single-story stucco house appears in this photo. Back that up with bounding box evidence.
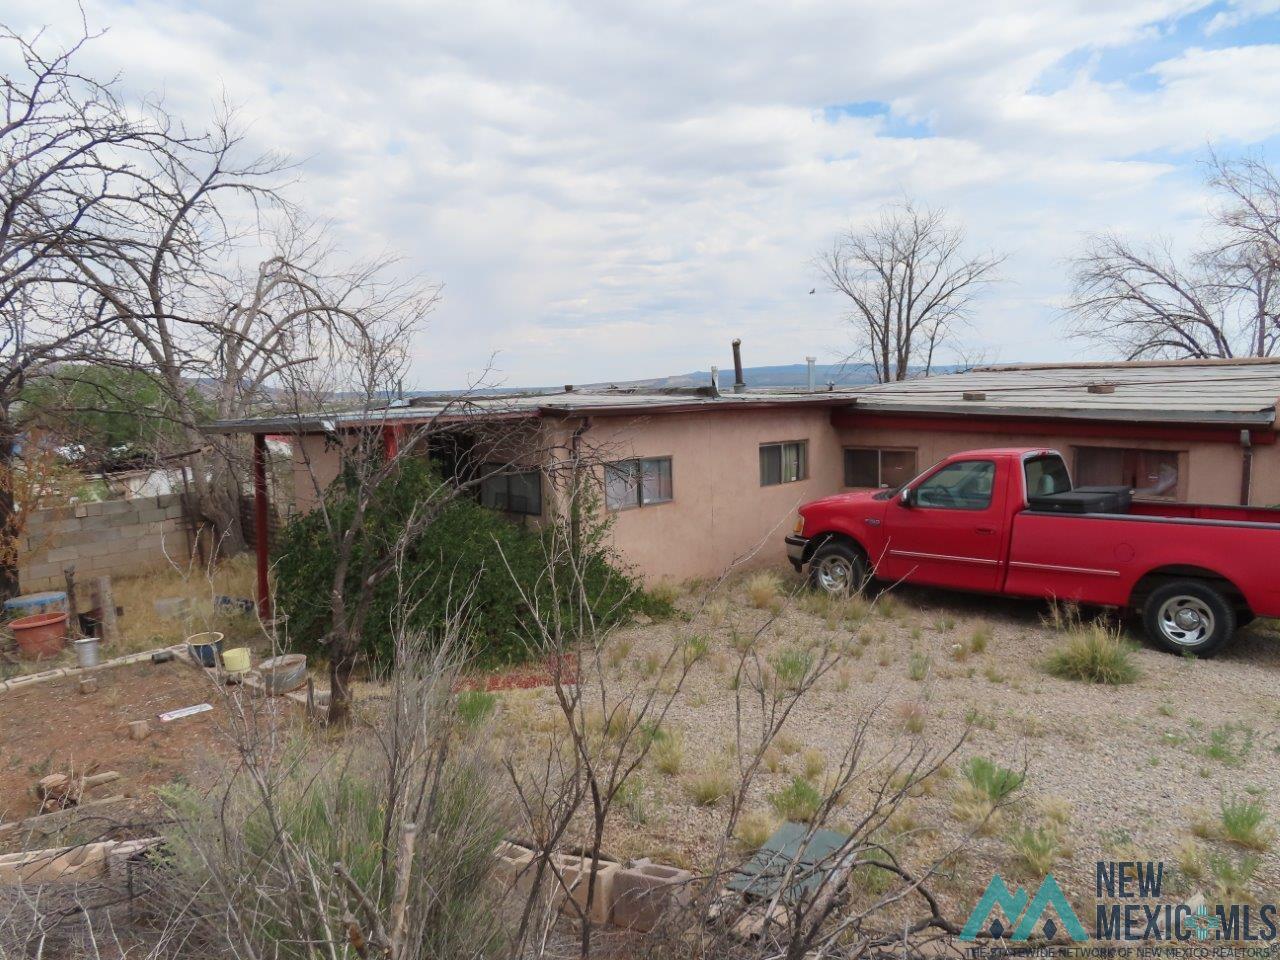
[212,357,1280,613]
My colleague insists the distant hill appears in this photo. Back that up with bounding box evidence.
[574,362,964,391]
[414,362,967,396]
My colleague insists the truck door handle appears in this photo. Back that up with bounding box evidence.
[975,526,996,535]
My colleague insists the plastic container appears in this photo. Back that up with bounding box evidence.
[186,632,225,668]
[221,647,251,675]
[4,591,68,620]
[73,637,101,668]
[258,654,308,694]
[10,612,68,659]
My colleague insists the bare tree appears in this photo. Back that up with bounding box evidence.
[1067,153,1280,359]
[56,113,294,555]
[0,20,176,598]
[817,200,1003,383]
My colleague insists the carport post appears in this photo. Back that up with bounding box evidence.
[382,424,399,459]
[253,432,271,621]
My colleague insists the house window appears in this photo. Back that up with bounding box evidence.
[1074,447,1183,500]
[844,448,917,489]
[605,457,673,510]
[760,441,808,486]
[480,466,543,515]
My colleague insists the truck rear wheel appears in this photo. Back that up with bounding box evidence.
[1141,580,1235,657]
[808,542,868,596]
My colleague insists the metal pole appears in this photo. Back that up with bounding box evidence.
[253,433,271,621]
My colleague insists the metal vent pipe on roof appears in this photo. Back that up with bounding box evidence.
[806,357,816,392]
[732,339,745,393]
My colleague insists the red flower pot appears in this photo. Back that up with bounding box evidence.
[9,612,68,660]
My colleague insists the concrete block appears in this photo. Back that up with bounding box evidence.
[610,860,695,931]
[79,676,98,694]
[555,854,619,926]
[74,504,89,518]
[493,841,538,898]
[128,720,151,740]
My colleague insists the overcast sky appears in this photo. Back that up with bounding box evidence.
[12,0,1280,388]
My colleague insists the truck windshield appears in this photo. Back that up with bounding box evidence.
[1024,454,1071,498]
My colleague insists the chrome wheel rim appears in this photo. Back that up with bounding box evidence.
[1157,596,1215,647]
[816,557,853,594]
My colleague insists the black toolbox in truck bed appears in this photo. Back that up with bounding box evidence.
[1028,485,1133,514]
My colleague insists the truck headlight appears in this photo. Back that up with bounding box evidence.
[793,515,805,535]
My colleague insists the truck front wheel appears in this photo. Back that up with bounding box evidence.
[808,542,868,596]
[1141,580,1235,657]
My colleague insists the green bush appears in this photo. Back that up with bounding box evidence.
[274,459,656,666]
[1043,622,1139,685]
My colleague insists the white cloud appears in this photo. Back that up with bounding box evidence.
[9,0,1280,385]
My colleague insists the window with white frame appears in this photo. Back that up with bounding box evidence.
[759,440,808,486]
[604,457,673,510]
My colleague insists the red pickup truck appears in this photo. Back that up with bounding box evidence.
[786,447,1280,656]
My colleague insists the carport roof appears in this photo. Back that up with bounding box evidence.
[842,358,1280,426]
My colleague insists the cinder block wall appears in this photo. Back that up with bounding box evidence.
[18,494,190,594]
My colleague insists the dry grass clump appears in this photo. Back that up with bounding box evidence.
[704,596,729,627]
[801,748,827,780]
[651,732,685,776]
[736,809,781,851]
[894,701,927,735]
[1006,823,1065,876]
[744,571,783,611]
[1043,621,1139,685]
[686,765,735,806]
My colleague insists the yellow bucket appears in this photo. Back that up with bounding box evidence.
[221,647,251,675]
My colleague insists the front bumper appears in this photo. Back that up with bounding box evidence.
[785,534,809,571]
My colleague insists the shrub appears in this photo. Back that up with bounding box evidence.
[1216,796,1271,850]
[456,690,498,727]
[1208,851,1260,900]
[1044,622,1139,685]
[771,647,813,691]
[801,748,827,779]
[769,777,823,822]
[274,459,649,667]
[962,757,1024,803]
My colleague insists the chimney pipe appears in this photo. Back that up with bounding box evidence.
[710,365,720,395]
[806,357,817,392]
[731,339,745,394]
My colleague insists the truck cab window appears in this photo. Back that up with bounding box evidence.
[914,460,996,510]
[1024,454,1071,498]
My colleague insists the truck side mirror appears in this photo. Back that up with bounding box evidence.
[899,487,914,508]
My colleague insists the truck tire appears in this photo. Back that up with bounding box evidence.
[1142,580,1236,657]
[808,541,868,596]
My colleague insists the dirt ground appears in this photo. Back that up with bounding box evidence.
[494,571,1280,920]
[0,658,249,849]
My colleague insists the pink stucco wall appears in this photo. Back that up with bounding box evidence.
[562,407,845,584]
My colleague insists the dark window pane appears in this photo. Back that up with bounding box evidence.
[845,449,879,487]
[1075,448,1124,487]
[760,445,782,486]
[880,450,917,489]
[1134,450,1180,498]
[509,470,542,515]
[480,474,505,510]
